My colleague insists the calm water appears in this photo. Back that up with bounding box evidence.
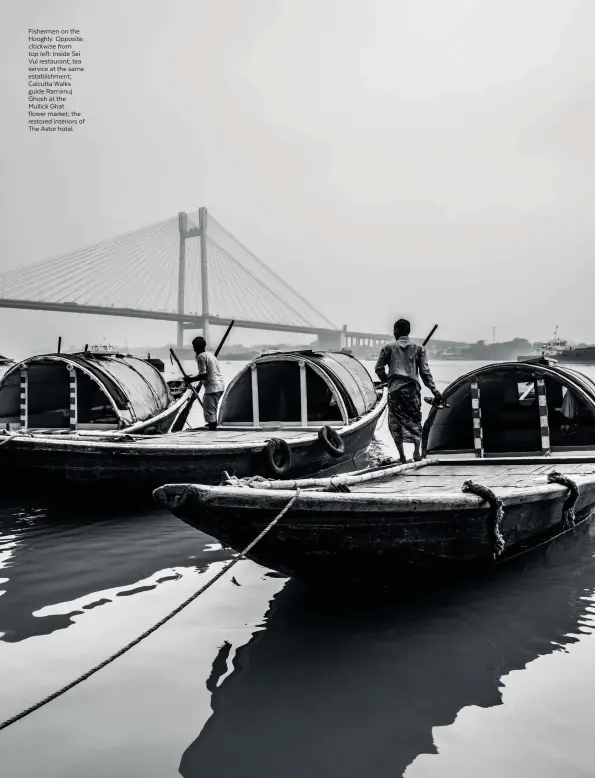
[2,360,595,777]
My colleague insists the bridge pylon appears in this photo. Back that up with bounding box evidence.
[177,206,210,347]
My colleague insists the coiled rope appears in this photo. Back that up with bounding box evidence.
[462,480,505,559]
[547,471,579,529]
[0,489,300,733]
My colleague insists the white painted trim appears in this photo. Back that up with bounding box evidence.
[19,366,28,431]
[251,363,259,426]
[299,360,308,427]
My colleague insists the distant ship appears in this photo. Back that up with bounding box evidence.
[518,328,595,364]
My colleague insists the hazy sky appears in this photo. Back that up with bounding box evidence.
[2,0,595,355]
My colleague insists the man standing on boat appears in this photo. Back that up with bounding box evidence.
[184,336,225,430]
[375,319,442,463]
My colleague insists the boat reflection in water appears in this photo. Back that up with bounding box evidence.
[180,524,595,778]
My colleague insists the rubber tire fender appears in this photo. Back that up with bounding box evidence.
[318,425,345,458]
[264,438,292,477]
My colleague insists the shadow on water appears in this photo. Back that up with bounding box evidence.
[0,492,232,642]
[180,524,595,778]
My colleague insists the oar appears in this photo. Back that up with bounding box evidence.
[423,324,438,347]
[214,320,235,357]
[420,324,449,408]
[169,349,204,408]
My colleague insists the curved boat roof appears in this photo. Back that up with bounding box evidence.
[219,350,379,428]
[423,358,595,457]
[0,351,172,428]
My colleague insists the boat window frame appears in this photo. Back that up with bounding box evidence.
[219,354,349,429]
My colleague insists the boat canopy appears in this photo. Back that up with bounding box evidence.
[423,358,595,457]
[0,352,173,431]
[219,351,379,428]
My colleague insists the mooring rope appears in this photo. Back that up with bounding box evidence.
[220,472,268,488]
[462,479,505,559]
[0,489,300,733]
[547,471,579,529]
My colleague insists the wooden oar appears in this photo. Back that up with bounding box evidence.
[214,320,235,358]
[423,324,438,347]
[421,323,449,408]
[169,349,204,408]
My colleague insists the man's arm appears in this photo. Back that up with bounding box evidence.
[183,372,208,383]
[375,346,388,384]
[417,347,440,396]
[184,354,208,383]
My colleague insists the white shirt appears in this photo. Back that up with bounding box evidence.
[196,351,225,395]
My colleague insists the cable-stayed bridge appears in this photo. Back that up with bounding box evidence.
[0,208,459,352]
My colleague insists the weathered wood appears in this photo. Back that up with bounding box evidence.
[154,473,595,582]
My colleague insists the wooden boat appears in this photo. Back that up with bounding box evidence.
[154,358,595,583]
[0,350,386,489]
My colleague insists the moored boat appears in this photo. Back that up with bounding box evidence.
[0,350,386,490]
[154,358,595,583]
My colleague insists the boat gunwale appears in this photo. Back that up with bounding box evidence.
[154,474,595,513]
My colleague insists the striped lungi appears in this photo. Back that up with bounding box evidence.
[387,382,422,445]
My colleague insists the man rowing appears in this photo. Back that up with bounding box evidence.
[375,318,443,463]
[184,336,225,430]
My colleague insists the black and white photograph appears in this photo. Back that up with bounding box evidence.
[2,1,595,775]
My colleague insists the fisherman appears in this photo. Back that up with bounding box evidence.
[375,319,443,463]
[184,336,225,430]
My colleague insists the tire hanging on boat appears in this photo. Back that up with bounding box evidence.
[318,425,345,458]
[264,438,292,477]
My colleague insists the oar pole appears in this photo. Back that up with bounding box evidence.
[423,324,438,347]
[214,320,235,357]
[169,348,204,408]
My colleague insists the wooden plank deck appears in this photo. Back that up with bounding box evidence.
[350,462,595,495]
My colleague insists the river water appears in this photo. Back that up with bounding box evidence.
[2,360,595,777]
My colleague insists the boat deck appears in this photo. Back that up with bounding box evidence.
[347,462,595,495]
[11,427,319,449]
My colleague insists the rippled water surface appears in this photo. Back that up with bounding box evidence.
[2,360,595,777]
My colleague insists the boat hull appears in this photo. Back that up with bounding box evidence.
[153,480,595,583]
[0,402,384,491]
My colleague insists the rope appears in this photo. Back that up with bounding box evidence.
[462,479,505,559]
[547,471,579,529]
[325,481,351,493]
[0,489,300,733]
[220,472,268,487]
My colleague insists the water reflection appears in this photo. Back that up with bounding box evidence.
[180,526,595,778]
[0,498,232,642]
